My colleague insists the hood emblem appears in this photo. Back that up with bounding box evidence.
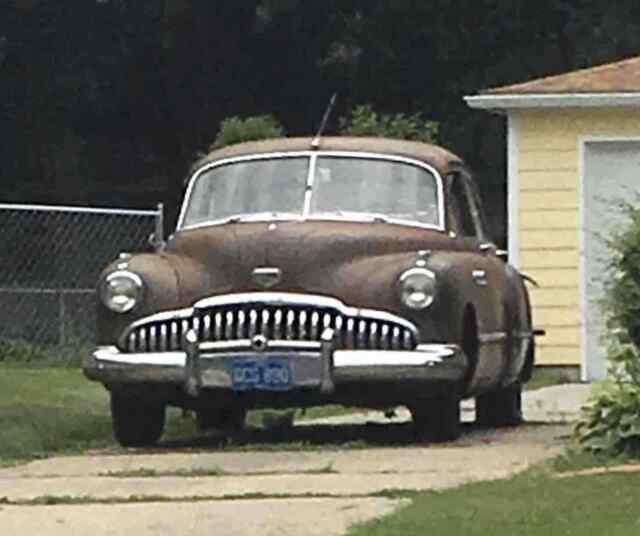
[252,267,282,289]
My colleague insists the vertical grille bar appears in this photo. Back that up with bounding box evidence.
[369,322,378,349]
[203,313,211,341]
[310,311,320,340]
[380,324,390,350]
[225,311,234,340]
[214,312,223,340]
[298,311,308,340]
[149,326,157,352]
[261,309,271,336]
[403,330,413,349]
[128,332,137,352]
[249,309,258,338]
[273,309,283,339]
[391,327,401,349]
[171,321,179,350]
[346,318,355,348]
[286,310,295,339]
[237,311,246,339]
[139,328,147,352]
[159,324,168,351]
[357,320,367,348]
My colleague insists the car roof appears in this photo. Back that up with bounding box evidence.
[193,136,466,177]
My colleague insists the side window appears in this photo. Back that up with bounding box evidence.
[447,174,477,238]
[463,175,489,242]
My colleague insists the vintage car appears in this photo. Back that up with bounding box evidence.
[83,136,536,446]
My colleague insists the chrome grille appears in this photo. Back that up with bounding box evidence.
[119,294,418,353]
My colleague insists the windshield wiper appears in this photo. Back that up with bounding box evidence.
[311,210,391,223]
[232,212,301,223]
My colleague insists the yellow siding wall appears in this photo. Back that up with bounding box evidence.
[515,108,640,365]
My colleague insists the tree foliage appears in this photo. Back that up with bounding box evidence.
[575,205,640,456]
[210,115,285,151]
[338,105,438,143]
[3,1,640,236]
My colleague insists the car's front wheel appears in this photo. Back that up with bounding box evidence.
[475,381,523,427]
[110,392,166,447]
[409,395,461,442]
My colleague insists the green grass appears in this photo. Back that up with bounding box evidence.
[0,366,196,464]
[347,469,640,536]
[0,365,370,464]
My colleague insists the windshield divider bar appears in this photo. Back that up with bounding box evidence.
[302,154,317,217]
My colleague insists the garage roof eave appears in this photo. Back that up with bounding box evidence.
[464,93,640,111]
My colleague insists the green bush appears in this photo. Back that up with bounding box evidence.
[338,104,439,143]
[575,204,640,455]
[210,114,285,150]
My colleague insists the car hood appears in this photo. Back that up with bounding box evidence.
[157,221,456,309]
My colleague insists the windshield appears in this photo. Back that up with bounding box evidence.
[180,153,442,228]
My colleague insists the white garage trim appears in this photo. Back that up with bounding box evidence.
[578,135,640,381]
[507,113,520,268]
[465,93,640,110]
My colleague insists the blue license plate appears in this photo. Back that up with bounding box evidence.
[230,358,292,391]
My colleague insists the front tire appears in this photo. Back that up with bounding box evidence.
[110,393,166,447]
[475,381,523,427]
[410,395,461,442]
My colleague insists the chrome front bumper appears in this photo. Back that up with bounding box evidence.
[83,333,468,395]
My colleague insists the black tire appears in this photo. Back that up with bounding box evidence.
[110,393,166,447]
[196,406,246,432]
[475,381,523,428]
[410,395,461,442]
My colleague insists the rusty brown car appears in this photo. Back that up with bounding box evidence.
[84,136,536,446]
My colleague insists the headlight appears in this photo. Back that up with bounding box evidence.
[399,267,436,310]
[99,270,144,313]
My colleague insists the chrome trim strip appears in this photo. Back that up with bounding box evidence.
[514,330,534,340]
[333,345,460,367]
[178,151,446,232]
[478,332,507,344]
[198,339,322,353]
[302,153,317,216]
[94,346,186,366]
[91,343,460,368]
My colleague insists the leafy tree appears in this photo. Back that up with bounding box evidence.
[210,115,285,150]
[339,104,438,143]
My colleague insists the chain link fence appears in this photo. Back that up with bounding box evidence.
[0,203,161,348]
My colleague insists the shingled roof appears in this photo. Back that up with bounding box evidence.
[487,56,640,95]
[465,55,640,110]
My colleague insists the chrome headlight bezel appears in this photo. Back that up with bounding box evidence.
[99,270,144,313]
[398,267,437,310]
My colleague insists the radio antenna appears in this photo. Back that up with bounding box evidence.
[311,92,337,149]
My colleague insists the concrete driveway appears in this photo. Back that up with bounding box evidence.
[0,384,590,535]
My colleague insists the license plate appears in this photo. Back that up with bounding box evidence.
[230,358,292,391]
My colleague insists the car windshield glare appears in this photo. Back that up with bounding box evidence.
[310,156,439,226]
[182,157,308,227]
[181,154,441,228]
